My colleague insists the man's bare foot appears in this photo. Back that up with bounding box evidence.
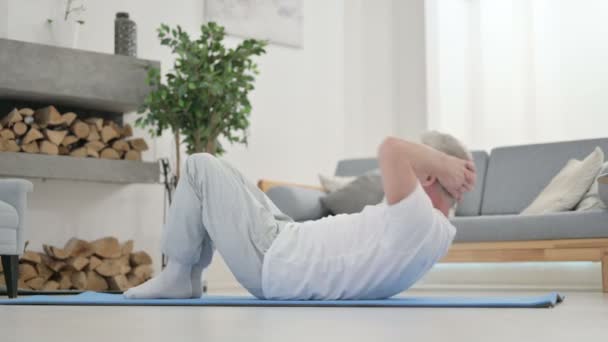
[123,261,194,299]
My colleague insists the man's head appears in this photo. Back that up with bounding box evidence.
[419,131,473,216]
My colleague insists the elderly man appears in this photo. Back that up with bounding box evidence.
[125,132,476,300]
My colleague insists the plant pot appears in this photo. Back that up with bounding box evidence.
[48,20,81,49]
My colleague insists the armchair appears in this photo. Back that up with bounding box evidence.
[0,179,33,298]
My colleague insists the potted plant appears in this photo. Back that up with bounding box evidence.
[137,22,267,177]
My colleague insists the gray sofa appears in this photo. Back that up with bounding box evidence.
[266,138,608,242]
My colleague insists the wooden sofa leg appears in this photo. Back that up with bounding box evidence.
[1,255,18,298]
[602,253,608,293]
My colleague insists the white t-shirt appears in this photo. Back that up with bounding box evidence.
[261,183,456,300]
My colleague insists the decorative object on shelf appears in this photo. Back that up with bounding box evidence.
[114,12,137,57]
[47,0,86,49]
[136,22,266,177]
[0,106,148,161]
[0,237,153,292]
[205,0,303,47]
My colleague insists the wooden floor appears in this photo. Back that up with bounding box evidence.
[1,289,607,342]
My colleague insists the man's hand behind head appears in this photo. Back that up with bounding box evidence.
[436,154,476,201]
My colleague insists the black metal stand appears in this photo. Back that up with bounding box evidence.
[1,255,18,298]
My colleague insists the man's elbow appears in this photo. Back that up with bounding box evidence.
[378,136,403,161]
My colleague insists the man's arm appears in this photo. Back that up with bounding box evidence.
[377,137,475,205]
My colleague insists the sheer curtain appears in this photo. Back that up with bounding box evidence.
[426,0,608,151]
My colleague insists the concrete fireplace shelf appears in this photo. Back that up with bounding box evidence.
[0,38,159,113]
[0,152,160,184]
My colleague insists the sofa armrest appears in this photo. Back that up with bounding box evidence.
[266,185,329,222]
[258,179,324,193]
[0,179,34,254]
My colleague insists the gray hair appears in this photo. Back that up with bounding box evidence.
[420,131,472,161]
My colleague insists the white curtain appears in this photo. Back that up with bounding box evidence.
[426,0,608,151]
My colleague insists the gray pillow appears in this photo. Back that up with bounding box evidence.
[320,172,384,215]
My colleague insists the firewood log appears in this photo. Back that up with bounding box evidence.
[58,271,73,289]
[61,135,79,147]
[86,271,109,291]
[58,145,70,155]
[127,274,144,287]
[43,244,70,260]
[107,274,131,291]
[130,251,152,266]
[1,108,22,126]
[92,237,122,259]
[71,271,87,290]
[36,263,54,281]
[70,120,90,139]
[4,139,20,152]
[23,127,44,144]
[95,258,131,277]
[34,106,63,127]
[21,251,42,264]
[87,124,100,141]
[18,278,28,289]
[101,125,120,143]
[100,147,120,160]
[0,274,5,286]
[85,117,103,132]
[124,150,141,161]
[132,264,153,281]
[44,129,68,145]
[0,129,15,140]
[62,112,77,126]
[87,256,102,271]
[86,147,99,158]
[112,139,130,152]
[84,140,106,152]
[41,254,67,273]
[23,116,34,125]
[121,123,133,137]
[128,138,148,151]
[21,141,40,153]
[18,263,38,282]
[70,147,87,158]
[39,140,59,155]
[43,280,60,291]
[64,238,95,258]
[26,277,46,290]
[18,108,35,116]
[67,256,89,272]
[121,240,134,256]
[12,122,28,136]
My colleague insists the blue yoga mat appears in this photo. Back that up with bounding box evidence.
[0,291,564,308]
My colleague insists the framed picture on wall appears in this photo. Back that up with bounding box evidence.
[204,0,303,48]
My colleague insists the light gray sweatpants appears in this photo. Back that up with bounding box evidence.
[161,153,292,298]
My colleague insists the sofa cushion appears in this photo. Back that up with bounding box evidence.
[335,158,379,177]
[266,186,329,222]
[481,138,608,215]
[321,172,384,214]
[522,147,604,215]
[456,151,489,217]
[0,200,18,229]
[451,210,608,242]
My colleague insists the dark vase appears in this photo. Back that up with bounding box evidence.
[114,12,137,57]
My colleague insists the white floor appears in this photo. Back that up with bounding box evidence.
[1,289,607,342]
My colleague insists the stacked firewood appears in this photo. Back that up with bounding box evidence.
[0,237,153,292]
[0,106,148,160]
